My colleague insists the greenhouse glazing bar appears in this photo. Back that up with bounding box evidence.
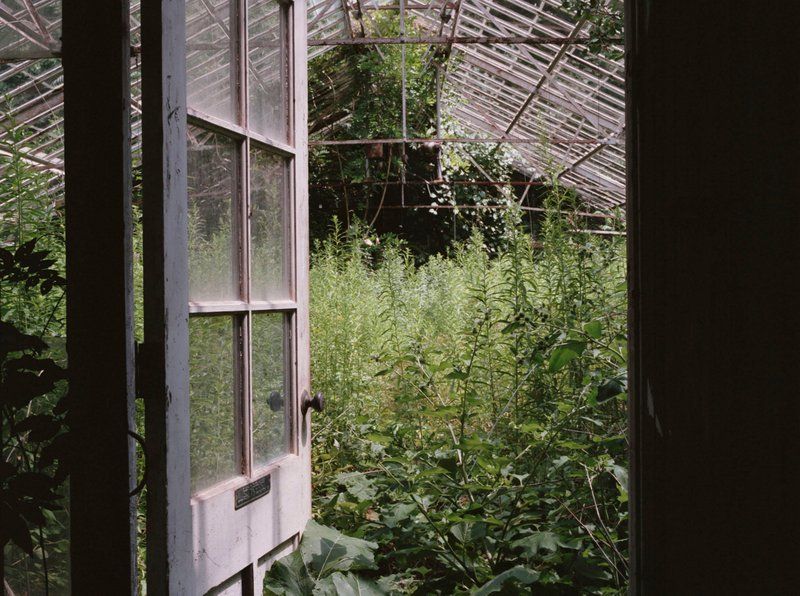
[503,19,587,137]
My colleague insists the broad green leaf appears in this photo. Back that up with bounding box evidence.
[382,502,417,528]
[300,520,378,575]
[597,378,626,402]
[472,566,540,595]
[513,531,582,557]
[564,339,587,354]
[415,466,450,479]
[584,320,603,339]
[548,347,579,372]
[512,531,559,555]
[558,440,587,451]
[313,572,389,596]
[446,369,469,380]
[263,551,314,595]
[449,523,467,541]
[336,472,378,502]
[520,421,542,433]
[501,320,524,334]
[365,433,392,446]
[460,436,490,451]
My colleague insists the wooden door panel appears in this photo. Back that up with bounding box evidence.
[193,455,309,592]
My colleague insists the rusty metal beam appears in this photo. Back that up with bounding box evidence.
[308,34,619,46]
[370,202,619,221]
[310,177,621,200]
[339,0,354,38]
[310,136,620,146]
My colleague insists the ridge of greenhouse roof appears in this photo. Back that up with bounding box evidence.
[1,0,625,210]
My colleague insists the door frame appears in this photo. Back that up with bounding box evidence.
[63,1,138,592]
[64,0,690,593]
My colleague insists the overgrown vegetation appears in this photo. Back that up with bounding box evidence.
[265,186,628,594]
[1,126,70,594]
[300,9,629,591]
[308,11,533,258]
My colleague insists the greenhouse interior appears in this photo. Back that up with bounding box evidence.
[3,0,800,594]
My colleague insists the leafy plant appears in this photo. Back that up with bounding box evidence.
[263,520,398,595]
[0,124,66,336]
[1,123,70,594]
[561,0,624,58]
[1,240,69,593]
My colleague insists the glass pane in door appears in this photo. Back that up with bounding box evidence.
[188,126,239,302]
[187,0,236,122]
[189,316,239,493]
[248,0,288,141]
[249,148,290,301]
[251,313,289,468]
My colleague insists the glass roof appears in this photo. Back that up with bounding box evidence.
[0,0,625,209]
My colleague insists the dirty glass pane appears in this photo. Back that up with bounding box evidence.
[190,316,239,493]
[251,313,289,468]
[187,0,235,123]
[250,148,289,301]
[248,0,288,141]
[188,125,238,302]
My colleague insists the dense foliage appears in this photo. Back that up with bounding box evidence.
[265,188,628,594]
[1,129,70,593]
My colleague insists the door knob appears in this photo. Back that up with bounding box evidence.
[268,390,284,412]
[301,390,325,416]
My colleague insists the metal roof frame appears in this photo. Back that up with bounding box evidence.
[1,0,625,210]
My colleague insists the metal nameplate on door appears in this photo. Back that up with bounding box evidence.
[234,475,271,510]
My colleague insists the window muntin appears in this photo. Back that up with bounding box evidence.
[186,0,294,496]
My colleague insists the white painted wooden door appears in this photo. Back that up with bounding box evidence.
[181,0,310,592]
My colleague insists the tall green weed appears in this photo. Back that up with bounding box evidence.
[308,203,627,594]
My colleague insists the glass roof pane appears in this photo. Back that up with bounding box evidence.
[0,0,61,60]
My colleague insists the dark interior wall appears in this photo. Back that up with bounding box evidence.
[627,2,800,593]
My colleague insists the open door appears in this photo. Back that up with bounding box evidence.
[142,0,312,593]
